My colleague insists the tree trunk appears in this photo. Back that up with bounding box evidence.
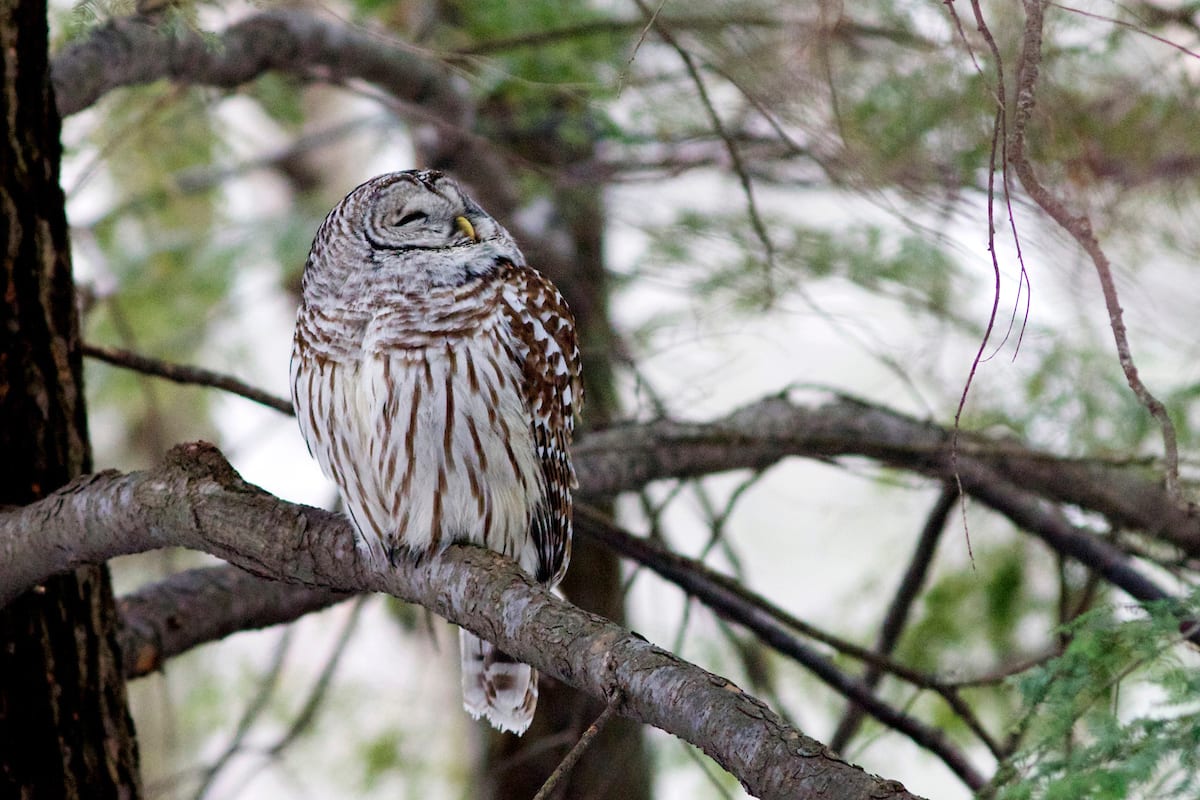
[471,108,652,800]
[0,0,143,795]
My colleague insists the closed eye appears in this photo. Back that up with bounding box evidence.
[394,211,428,226]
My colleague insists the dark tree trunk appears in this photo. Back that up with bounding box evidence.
[0,0,143,796]
[472,109,652,800]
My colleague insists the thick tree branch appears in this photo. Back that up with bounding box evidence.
[69,349,1200,553]
[52,12,457,120]
[115,513,990,786]
[110,391,1195,682]
[577,392,1199,554]
[0,443,920,800]
[51,11,517,215]
[117,565,347,678]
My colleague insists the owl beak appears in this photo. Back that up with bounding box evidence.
[454,216,479,243]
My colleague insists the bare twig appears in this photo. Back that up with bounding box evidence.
[1051,2,1200,59]
[680,738,737,799]
[531,692,624,800]
[79,115,388,229]
[265,596,366,757]
[191,627,294,800]
[189,598,364,800]
[830,484,955,751]
[84,343,294,416]
[631,0,778,302]
[1009,0,1181,501]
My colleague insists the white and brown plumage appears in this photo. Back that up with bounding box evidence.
[290,170,581,734]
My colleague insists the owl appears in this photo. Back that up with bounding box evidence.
[290,170,582,735]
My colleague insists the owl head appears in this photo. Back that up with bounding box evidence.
[356,170,511,252]
[304,170,523,298]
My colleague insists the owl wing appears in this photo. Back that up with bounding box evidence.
[501,263,583,585]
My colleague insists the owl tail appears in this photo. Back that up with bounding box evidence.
[460,629,538,735]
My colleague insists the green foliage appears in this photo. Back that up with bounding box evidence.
[434,0,621,99]
[994,596,1200,799]
[247,73,308,129]
[360,729,405,789]
[60,0,135,41]
[962,336,1200,461]
[899,540,1046,677]
[643,210,963,316]
[841,63,996,189]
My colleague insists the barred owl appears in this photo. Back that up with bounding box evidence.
[290,170,582,735]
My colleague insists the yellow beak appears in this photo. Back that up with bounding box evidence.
[454,216,479,242]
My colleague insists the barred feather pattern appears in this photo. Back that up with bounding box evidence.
[290,170,581,735]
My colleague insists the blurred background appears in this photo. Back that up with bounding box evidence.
[52,0,1200,797]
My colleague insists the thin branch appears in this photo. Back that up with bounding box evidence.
[531,692,623,800]
[577,507,994,788]
[0,443,925,800]
[631,0,778,301]
[680,738,737,800]
[77,114,389,229]
[943,648,1060,689]
[192,627,293,800]
[830,484,955,752]
[265,596,366,756]
[455,15,782,55]
[193,600,364,800]
[1009,0,1181,501]
[1051,2,1200,60]
[84,343,294,416]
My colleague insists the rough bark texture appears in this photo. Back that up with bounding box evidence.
[0,444,925,800]
[117,566,349,678]
[0,0,142,795]
[19,386,1184,694]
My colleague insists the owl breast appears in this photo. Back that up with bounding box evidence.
[292,277,547,574]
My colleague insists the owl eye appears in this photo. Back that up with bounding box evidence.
[393,210,428,227]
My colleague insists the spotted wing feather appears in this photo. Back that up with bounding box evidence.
[501,263,583,585]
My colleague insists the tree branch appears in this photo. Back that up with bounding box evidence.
[84,343,294,416]
[0,442,922,800]
[51,12,459,120]
[577,509,992,789]
[829,485,955,752]
[1007,0,1181,501]
[576,392,1200,554]
[109,391,1196,684]
[117,565,348,678]
[51,10,517,216]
